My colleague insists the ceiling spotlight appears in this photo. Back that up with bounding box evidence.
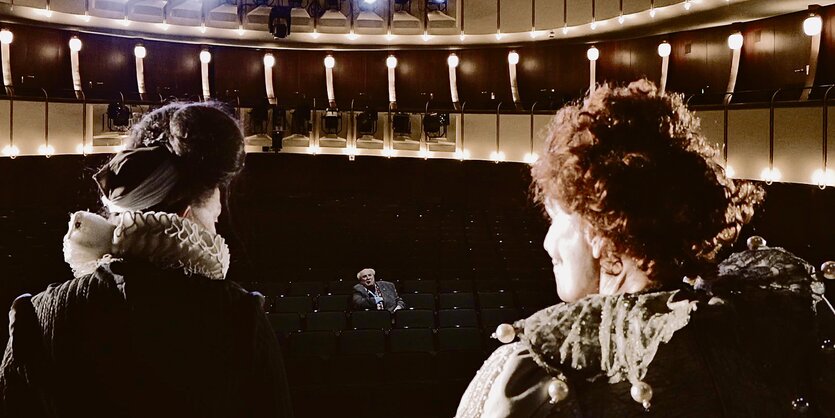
[495,31,503,40]
[385,32,395,41]
[134,44,147,59]
[587,46,599,61]
[804,6,823,36]
[562,25,569,35]
[393,113,411,137]
[657,41,671,58]
[422,31,431,41]
[200,23,207,33]
[523,152,538,164]
[69,36,82,52]
[529,30,538,38]
[347,31,359,40]
[649,7,656,18]
[423,112,449,139]
[264,53,276,68]
[322,108,342,135]
[447,53,459,68]
[761,167,782,183]
[311,29,320,39]
[618,14,625,24]
[684,0,692,10]
[590,19,597,30]
[507,51,519,65]
[324,55,335,69]
[80,13,91,22]
[199,50,212,64]
[386,55,398,69]
[357,109,378,136]
[459,32,466,41]
[160,22,170,30]
[727,32,743,50]
[120,17,131,26]
[237,26,245,36]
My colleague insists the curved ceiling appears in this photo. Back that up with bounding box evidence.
[0,0,831,48]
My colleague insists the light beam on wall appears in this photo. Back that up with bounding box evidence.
[386,55,397,105]
[134,44,147,100]
[802,5,822,101]
[657,41,671,95]
[0,29,12,90]
[507,51,520,105]
[725,30,743,105]
[447,53,460,107]
[264,53,277,105]
[199,49,212,100]
[324,54,336,108]
[69,36,83,99]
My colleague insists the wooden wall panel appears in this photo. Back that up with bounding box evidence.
[141,39,202,100]
[392,49,452,110]
[667,27,731,96]
[7,23,74,98]
[75,33,136,101]
[457,47,511,110]
[212,46,265,106]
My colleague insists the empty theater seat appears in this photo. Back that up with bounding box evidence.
[437,327,482,352]
[317,294,349,312]
[394,309,435,328]
[327,280,356,295]
[340,329,387,355]
[305,311,347,331]
[479,308,521,332]
[275,296,314,314]
[477,291,515,309]
[438,309,478,328]
[402,279,438,294]
[389,328,435,353]
[439,293,476,309]
[439,279,474,293]
[289,331,338,357]
[350,310,392,330]
[402,293,435,310]
[267,313,302,339]
[289,281,325,297]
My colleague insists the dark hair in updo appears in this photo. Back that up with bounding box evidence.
[531,80,764,285]
[123,101,245,214]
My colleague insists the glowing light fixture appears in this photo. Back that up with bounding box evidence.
[120,17,130,26]
[160,22,170,31]
[2,145,20,158]
[386,55,397,104]
[529,30,538,39]
[38,144,55,157]
[76,143,94,154]
[562,25,569,35]
[37,7,53,17]
[385,32,395,41]
[495,31,503,40]
[447,53,459,68]
[490,150,506,162]
[200,23,207,33]
[200,49,211,99]
[657,42,671,57]
[324,55,336,69]
[264,53,276,68]
[507,51,519,65]
[684,0,692,10]
[324,55,336,107]
[760,167,782,183]
[199,50,212,64]
[311,29,320,39]
[423,31,431,41]
[237,26,245,36]
[587,46,599,61]
[347,31,359,40]
[523,152,539,164]
[79,13,91,22]
[386,55,398,69]
[727,32,743,50]
[725,165,735,178]
[69,37,83,52]
[459,32,466,41]
[448,53,460,105]
[812,168,834,187]
[134,44,147,97]
[804,12,823,36]
[308,144,321,155]
[0,29,13,45]
[618,14,625,24]
[419,149,430,159]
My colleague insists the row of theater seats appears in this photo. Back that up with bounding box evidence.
[266,290,554,314]
[269,307,521,336]
[248,277,553,295]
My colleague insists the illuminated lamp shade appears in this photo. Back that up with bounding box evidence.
[69,36,82,52]
[587,46,599,61]
[2,145,19,157]
[199,50,211,64]
[812,168,835,186]
[523,152,538,164]
[0,29,13,45]
[264,53,276,68]
[507,51,519,65]
[760,167,782,183]
[490,150,506,162]
[38,144,55,157]
[657,42,671,58]
[324,55,335,69]
[134,45,147,59]
[727,32,743,50]
[447,53,459,68]
[386,55,398,69]
[804,14,823,36]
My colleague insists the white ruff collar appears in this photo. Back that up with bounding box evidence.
[63,211,230,280]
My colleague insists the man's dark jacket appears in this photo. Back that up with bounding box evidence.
[351,281,405,313]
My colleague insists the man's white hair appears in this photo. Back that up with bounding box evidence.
[357,268,376,279]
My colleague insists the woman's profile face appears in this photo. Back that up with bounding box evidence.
[543,202,600,302]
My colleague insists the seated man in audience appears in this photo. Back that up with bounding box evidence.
[352,268,405,312]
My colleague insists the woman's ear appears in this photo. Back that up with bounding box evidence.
[180,206,192,219]
[585,228,605,259]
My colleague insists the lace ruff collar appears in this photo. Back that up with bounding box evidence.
[63,211,230,280]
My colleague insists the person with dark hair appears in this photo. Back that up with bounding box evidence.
[457,80,835,417]
[0,102,293,418]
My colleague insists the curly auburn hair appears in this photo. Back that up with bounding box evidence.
[531,80,763,285]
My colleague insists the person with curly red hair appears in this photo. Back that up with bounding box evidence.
[457,80,835,417]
